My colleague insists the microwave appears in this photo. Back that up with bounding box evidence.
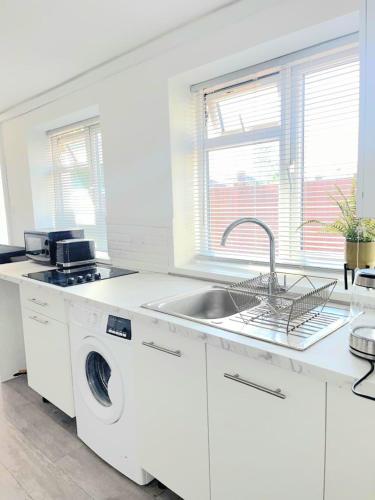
[24,229,84,265]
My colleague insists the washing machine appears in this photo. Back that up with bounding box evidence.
[68,300,153,485]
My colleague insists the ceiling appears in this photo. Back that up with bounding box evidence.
[0,0,236,113]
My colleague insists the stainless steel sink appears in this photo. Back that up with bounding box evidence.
[143,286,260,320]
[142,285,349,350]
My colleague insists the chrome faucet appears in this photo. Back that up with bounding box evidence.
[220,217,276,274]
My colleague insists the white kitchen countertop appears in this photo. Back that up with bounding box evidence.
[1,260,374,394]
[0,260,56,284]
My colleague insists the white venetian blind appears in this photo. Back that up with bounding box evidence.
[192,36,360,269]
[48,120,108,254]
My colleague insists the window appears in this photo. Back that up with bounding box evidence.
[49,120,107,254]
[192,37,359,269]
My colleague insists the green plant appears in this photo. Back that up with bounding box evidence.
[299,180,375,242]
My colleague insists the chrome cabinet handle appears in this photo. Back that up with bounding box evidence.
[224,373,286,399]
[28,298,48,307]
[142,341,181,357]
[29,315,49,325]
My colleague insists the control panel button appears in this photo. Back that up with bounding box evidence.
[67,277,75,286]
[94,272,101,280]
[106,315,131,340]
[85,274,93,281]
[76,275,84,284]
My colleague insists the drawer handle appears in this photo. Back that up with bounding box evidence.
[142,341,181,357]
[29,315,49,325]
[224,373,286,399]
[28,298,48,307]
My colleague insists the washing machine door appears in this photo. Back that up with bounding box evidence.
[77,336,124,424]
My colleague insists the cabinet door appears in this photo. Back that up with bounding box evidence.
[325,383,375,500]
[22,308,75,417]
[207,345,325,500]
[134,316,210,500]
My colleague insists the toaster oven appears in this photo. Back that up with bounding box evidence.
[56,239,96,269]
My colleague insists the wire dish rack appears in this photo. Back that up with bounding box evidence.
[227,272,337,334]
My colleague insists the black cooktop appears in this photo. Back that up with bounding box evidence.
[25,265,138,287]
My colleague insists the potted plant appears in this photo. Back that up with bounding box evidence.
[300,181,375,269]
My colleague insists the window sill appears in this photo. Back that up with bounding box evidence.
[171,259,352,304]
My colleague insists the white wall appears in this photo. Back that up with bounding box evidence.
[0,168,8,244]
[0,0,360,271]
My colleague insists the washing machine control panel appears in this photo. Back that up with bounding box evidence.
[106,315,132,340]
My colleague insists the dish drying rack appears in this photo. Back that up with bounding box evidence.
[226,272,337,334]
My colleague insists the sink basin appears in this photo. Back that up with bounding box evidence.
[142,284,349,351]
[143,286,260,320]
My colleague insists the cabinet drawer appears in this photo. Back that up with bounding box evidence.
[20,281,66,323]
[22,308,74,417]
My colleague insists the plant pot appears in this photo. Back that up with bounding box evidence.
[345,241,375,269]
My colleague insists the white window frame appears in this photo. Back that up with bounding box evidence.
[193,34,359,270]
[48,117,108,255]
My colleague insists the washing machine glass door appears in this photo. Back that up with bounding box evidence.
[78,337,124,424]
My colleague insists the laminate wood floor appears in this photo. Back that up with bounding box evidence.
[0,375,182,500]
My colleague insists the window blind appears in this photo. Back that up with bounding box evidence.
[192,38,360,270]
[48,120,108,254]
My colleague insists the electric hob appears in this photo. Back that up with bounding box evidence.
[24,264,137,287]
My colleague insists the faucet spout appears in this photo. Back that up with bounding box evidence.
[221,217,276,274]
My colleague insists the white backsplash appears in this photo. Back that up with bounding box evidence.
[107,224,171,272]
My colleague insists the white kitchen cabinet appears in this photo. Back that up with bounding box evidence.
[325,382,375,500]
[22,308,75,417]
[19,281,74,416]
[207,345,326,500]
[358,0,375,217]
[134,316,210,500]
